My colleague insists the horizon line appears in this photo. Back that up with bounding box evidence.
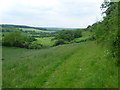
[0,23,87,29]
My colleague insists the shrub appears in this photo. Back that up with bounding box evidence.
[91,2,119,66]
[55,30,82,42]
[73,30,82,38]
[53,39,68,46]
[28,42,43,49]
[2,30,36,48]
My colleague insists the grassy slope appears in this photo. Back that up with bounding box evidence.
[73,30,92,42]
[2,41,118,88]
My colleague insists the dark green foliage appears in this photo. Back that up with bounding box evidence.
[73,30,82,38]
[3,30,26,47]
[2,30,37,48]
[28,42,43,49]
[54,39,68,46]
[1,27,57,38]
[55,30,82,41]
[54,30,82,46]
[1,24,47,30]
[86,25,92,31]
[90,1,119,66]
[31,32,57,38]
[56,30,74,41]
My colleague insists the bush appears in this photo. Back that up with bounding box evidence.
[55,30,82,42]
[73,30,82,38]
[53,39,68,46]
[91,2,119,66]
[28,42,43,49]
[2,30,36,48]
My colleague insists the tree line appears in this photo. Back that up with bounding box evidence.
[53,30,82,46]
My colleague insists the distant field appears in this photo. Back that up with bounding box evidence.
[2,41,118,88]
[1,27,56,33]
[2,27,57,38]
[34,37,56,46]
[21,28,56,33]
[33,31,93,47]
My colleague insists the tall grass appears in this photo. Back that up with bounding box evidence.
[2,41,118,88]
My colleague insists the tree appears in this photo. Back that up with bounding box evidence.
[55,30,82,42]
[92,1,119,65]
[3,30,36,48]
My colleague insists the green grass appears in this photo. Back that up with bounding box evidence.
[73,36,90,42]
[2,41,118,88]
[72,30,93,42]
[34,37,56,46]
[82,30,92,37]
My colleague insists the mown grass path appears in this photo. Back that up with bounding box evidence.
[2,41,118,88]
[43,41,118,88]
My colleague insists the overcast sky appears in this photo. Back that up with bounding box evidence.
[0,0,104,28]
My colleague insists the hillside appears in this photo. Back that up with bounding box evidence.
[1,24,57,38]
[1,1,119,88]
[1,24,82,31]
[1,24,84,38]
[2,41,118,88]
[1,24,48,31]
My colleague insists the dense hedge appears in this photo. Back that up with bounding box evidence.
[89,1,119,65]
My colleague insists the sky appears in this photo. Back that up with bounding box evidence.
[0,0,104,28]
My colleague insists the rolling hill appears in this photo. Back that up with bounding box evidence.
[0,24,83,31]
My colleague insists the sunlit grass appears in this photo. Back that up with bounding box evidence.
[34,37,56,46]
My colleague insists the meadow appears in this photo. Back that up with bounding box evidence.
[1,24,118,88]
[1,1,119,88]
[2,41,118,88]
[34,37,56,47]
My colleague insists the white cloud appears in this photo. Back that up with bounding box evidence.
[0,0,104,28]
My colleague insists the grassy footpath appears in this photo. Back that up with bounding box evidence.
[2,41,118,88]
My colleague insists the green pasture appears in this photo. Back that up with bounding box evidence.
[2,41,118,88]
[34,37,56,46]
